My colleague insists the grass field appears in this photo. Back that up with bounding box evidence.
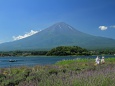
[0,57,115,86]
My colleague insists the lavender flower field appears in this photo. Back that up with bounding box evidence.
[0,57,115,86]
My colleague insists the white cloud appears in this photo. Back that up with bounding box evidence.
[13,30,39,40]
[99,26,108,31]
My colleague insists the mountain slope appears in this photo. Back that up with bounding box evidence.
[0,22,115,51]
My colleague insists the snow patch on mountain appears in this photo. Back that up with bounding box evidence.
[68,26,73,30]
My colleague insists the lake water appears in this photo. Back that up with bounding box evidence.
[0,56,114,68]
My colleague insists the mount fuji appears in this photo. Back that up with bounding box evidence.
[0,22,115,51]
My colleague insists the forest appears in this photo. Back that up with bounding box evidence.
[0,46,115,57]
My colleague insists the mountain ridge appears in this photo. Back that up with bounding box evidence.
[0,22,115,51]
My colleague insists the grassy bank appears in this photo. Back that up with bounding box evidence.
[0,57,115,86]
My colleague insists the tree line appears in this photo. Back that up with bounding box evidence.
[0,46,115,56]
[46,46,90,56]
[0,50,48,56]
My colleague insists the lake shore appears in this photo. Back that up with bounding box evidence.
[0,55,115,68]
[0,57,115,86]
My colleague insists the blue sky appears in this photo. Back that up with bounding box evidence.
[0,0,115,43]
